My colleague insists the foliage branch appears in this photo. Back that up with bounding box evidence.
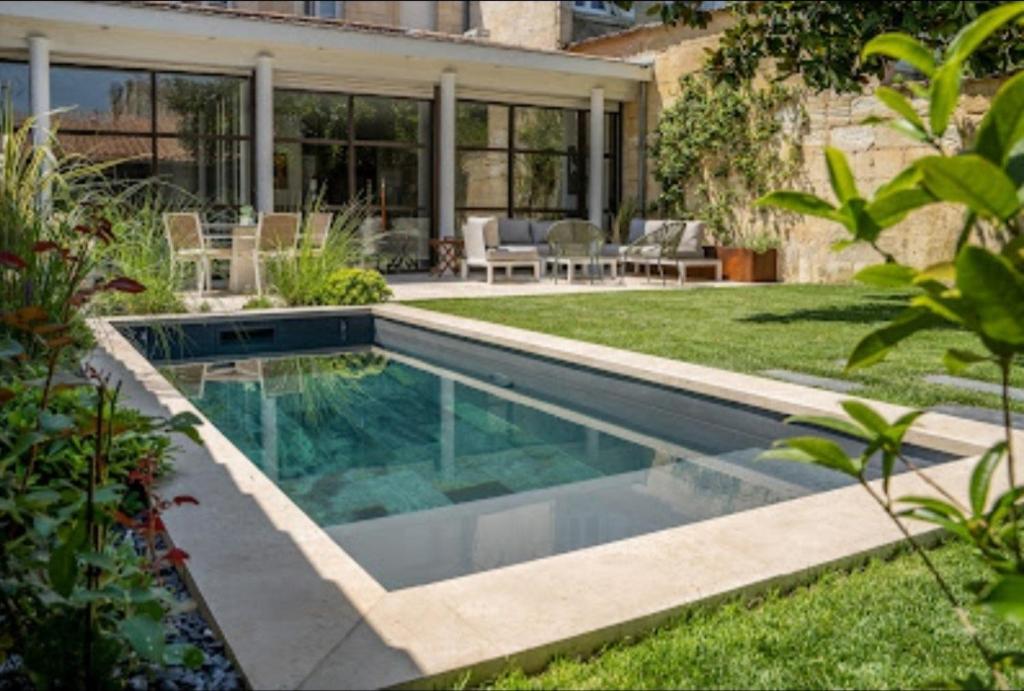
[757,4,1024,687]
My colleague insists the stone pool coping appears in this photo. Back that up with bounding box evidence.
[89,305,1023,689]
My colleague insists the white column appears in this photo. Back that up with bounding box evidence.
[28,35,51,207]
[254,54,274,213]
[588,87,605,229]
[438,70,456,238]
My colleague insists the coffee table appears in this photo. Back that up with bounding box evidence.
[545,255,617,283]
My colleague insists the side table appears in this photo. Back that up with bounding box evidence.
[430,238,464,278]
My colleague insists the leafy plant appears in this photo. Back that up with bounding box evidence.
[612,197,639,245]
[314,268,392,306]
[651,74,806,247]
[264,196,370,306]
[646,1,1024,93]
[1,106,205,686]
[758,4,1024,687]
[243,296,275,310]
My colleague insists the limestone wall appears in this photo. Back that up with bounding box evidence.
[571,19,998,283]
[478,1,571,50]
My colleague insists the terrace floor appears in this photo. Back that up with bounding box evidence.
[182,273,751,312]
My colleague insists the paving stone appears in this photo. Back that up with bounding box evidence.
[924,374,1024,402]
[930,404,1024,430]
[761,369,859,393]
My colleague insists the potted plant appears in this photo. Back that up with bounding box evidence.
[715,232,780,282]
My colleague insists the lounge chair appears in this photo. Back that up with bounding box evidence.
[305,212,333,251]
[460,216,541,284]
[620,220,722,284]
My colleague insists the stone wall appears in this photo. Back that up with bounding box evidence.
[478,1,571,50]
[571,19,998,283]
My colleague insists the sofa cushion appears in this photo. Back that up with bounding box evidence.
[627,218,647,244]
[530,220,555,244]
[498,218,533,245]
[487,247,539,261]
[675,221,705,258]
[467,216,500,248]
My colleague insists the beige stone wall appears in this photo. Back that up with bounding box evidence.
[573,18,998,283]
[479,1,569,50]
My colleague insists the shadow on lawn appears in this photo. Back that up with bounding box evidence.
[739,300,910,325]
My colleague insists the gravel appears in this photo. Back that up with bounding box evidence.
[0,530,243,690]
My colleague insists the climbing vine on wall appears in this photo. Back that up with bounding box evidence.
[650,74,807,247]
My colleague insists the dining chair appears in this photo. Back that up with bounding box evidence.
[163,212,230,294]
[305,212,334,252]
[253,212,301,295]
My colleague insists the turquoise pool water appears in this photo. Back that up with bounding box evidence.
[158,320,950,589]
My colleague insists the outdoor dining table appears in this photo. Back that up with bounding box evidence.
[205,222,258,294]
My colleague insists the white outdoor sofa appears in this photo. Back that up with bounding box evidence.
[461,216,542,283]
[620,219,722,284]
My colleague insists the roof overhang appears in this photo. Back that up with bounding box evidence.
[0,2,651,106]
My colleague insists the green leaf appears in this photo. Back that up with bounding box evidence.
[757,191,839,220]
[929,62,962,138]
[884,118,932,144]
[770,436,862,476]
[840,401,890,436]
[92,485,124,506]
[969,442,1006,516]
[975,70,1024,166]
[853,263,917,288]
[917,155,1021,221]
[956,246,1024,345]
[48,543,78,598]
[785,414,871,440]
[825,147,858,203]
[944,2,1024,66]
[943,348,991,375]
[866,188,935,228]
[0,337,23,359]
[847,308,938,370]
[120,615,166,663]
[914,261,956,285]
[861,33,936,77]
[874,86,927,133]
[164,643,204,669]
[980,575,1024,624]
[874,164,924,198]
[39,411,73,434]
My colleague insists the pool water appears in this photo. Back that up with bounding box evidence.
[155,318,951,589]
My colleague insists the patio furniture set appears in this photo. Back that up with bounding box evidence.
[459,216,723,285]
[163,211,332,296]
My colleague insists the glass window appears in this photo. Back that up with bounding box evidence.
[304,1,339,18]
[0,61,30,123]
[50,66,152,133]
[58,134,153,179]
[514,107,578,152]
[355,146,429,211]
[456,151,508,209]
[157,137,250,209]
[273,142,349,210]
[513,153,578,210]
[275,90,348,141]
[456,101,508,148]
[352,96,428,144]
[156,73,250,137]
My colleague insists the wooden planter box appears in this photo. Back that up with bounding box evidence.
[716,247,779,282]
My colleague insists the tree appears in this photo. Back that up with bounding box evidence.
[628,1,1024,93]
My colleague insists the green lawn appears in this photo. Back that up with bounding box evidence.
[489,542,1024,690]
[411,284,1023,412]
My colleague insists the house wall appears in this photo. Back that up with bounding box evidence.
[478,1,571,50]
[232,1,477,33]
[571,18,998,283]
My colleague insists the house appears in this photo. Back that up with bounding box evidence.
[0,1,655,270]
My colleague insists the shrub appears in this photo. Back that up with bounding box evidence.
[315,268,392,305]
[264,197,370,306]
[243,296,275,310]
[1,108,204,686]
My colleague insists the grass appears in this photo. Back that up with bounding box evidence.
[411,284,1023,412]
[488,541,1024,689]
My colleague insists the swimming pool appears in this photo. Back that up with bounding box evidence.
[131,314,952,590]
